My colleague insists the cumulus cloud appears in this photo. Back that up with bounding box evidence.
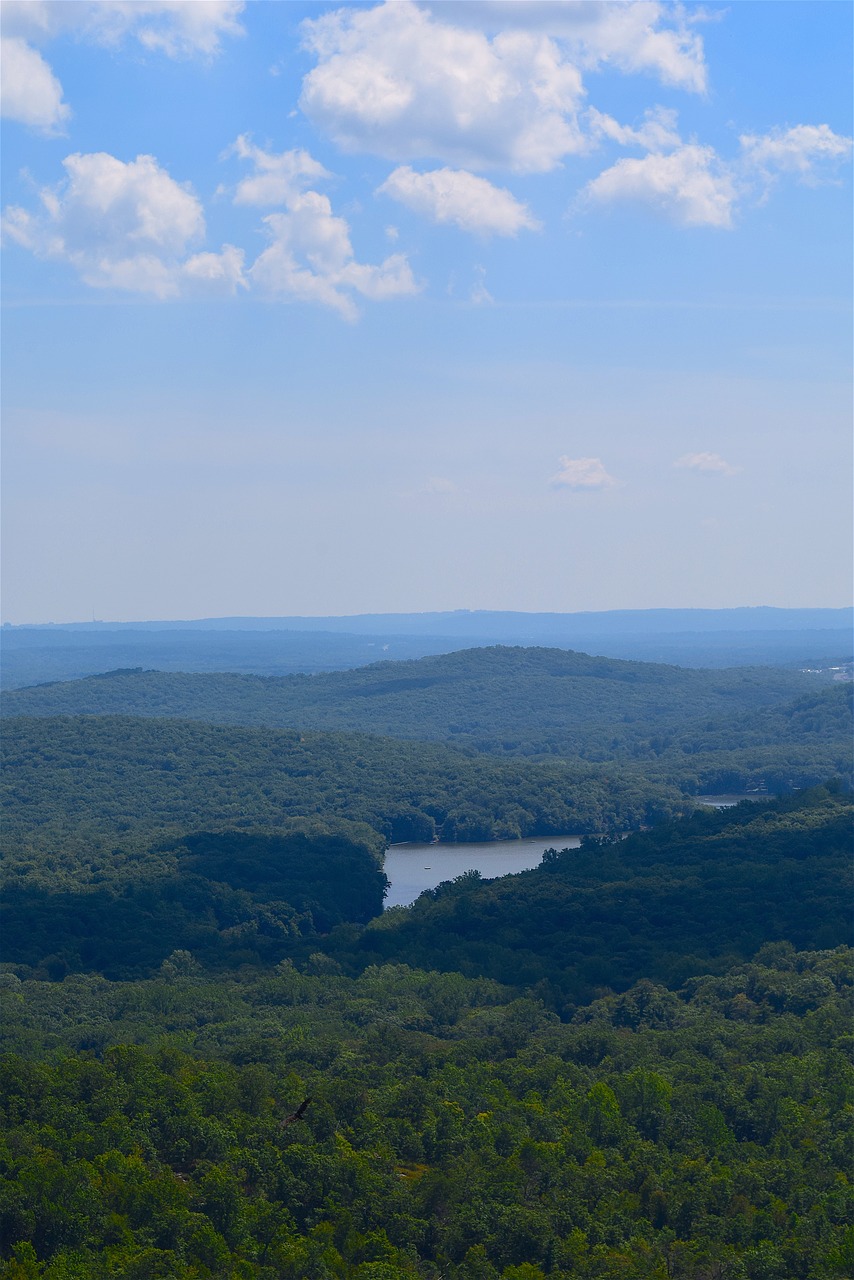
[428,2,707,92]
[227,135,331,207]
[583,118,851,228]
[298,2,709,179]
[249,191,420,321]
[300,1,585,173]
[0,34,69,132]
[2,144,418,315]
[378,166,539,236]
[223,133,420,319]
[1,1,246,59]
[674,452,739,476]
[740,124,852,185]
[588,105,681,152]
[181,244,246,294]
[585,143,737,227]
[551,456,618,490]
[1,151,244,297]
[1,3,243,132]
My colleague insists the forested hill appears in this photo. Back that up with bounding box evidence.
[1,715,693,875]
[0,645,837,759]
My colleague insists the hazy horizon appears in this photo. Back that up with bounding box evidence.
[6,605,853,631]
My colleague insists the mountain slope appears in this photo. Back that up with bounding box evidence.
[1,645,830,759]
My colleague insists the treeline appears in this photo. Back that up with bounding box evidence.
[1,945,852,1279]
[3,640,853,1278]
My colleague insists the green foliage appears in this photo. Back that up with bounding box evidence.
[0,947,852,1278]
[2,827,387,979]
[1,713,695,888]
[2,645,852,1277]
[336,790,854,1010]
[4,648,849,790]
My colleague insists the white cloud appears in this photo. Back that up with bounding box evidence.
[674,452,739,476]
[428,2,707,93]
[740,124,852,185]
[378,165,539,235]
[584,117,851,229]
[0,3,243,134]
[225,135,421,319]
[551,456,618,490]
[227,135,331,207]
[585,144,736,227]
[588,105,681,152]
[181,245,247,294]
[2,151,244,298]
[249,191,419,321]
[300,1,585,173]
[0,35,69,131]
[1,1,245,59]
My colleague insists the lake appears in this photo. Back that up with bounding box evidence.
[383,834,582,908]
[383,796,770,907]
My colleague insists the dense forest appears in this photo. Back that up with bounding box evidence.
[343,790,853,1011]
[2,639,852,1278]
[0,648,829,757]
[1,794,852,1277]
[2,715,694,878]
[3,649,850,801]
[2,784,849,997]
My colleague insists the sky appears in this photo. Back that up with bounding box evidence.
[1,0,851,625]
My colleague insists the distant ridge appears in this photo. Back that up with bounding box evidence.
[3,609,851,688]
[7,606,853,635]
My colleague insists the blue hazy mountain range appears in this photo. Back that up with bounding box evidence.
[2,608,851,689]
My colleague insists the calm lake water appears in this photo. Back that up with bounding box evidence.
[383,834,582,909]
[383,796,769,908]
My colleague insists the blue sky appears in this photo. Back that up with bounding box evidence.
[1,1,851,624]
